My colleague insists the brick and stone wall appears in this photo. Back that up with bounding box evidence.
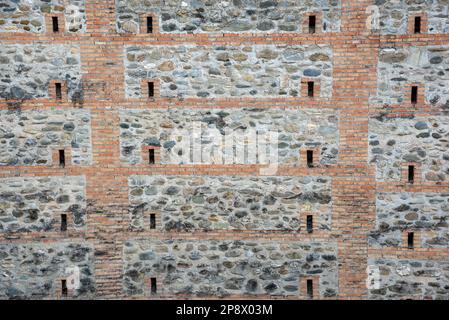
[0,176,87,233]
[0,242,95,299]
[116,0,342,34]
[124,45,333,98]
[368,116,449,182]
[369,193,449,248]
[128,175,332,232]
[123,240,338,297]
[119,108,339,165]
[0,109,92,166]
[368,258,449,299]
[0,0,86,33]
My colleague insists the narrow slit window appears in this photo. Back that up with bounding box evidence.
[150,213,156,229]
[307,81,314,97]
[309,15,316,34]
[414,16,421,34]
[55,83,62,100]
[146,16,153,34]
[306,215,313,233]
[148,82,154,97]
[61,279,68,297]
[59,149,65,168]
[407,232,414,249]
[61,214,67,231]
[411,86,418,104]
[149,149,155,164]
[150,278,157,294]
[307,150,314,167]
[408,165,415,184]
[52,16,59,32]
[306,279,313,299]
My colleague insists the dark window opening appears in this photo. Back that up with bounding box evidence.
[408,165,415,184]
[148,82,154,97]
[55,82,62,100]
[52,16,59,32]
[150,213,156,229]
[307,150,314,167]
[306,279,313,298]
[61,214,67,231]
[61,279,68,297]
[309,15,316,34]
[414,16,421,34]
[306,215,313,233]
[408,232,414,249]
[307,81,314,97]
[146,16,153,33]
[59,150,65,168]
[150,278,157,294]
[149,149,155,164]
[411,86,418,104]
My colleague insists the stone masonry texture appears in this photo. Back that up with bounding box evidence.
[1,0,449,300]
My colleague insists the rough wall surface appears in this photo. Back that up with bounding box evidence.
[370,193,449,248]
[0,0,86,33]
[128,175,332,231]
[378,0,449,35]
[125,45,333,98]
[123,240,339,297]
[119,108,339,165]
[0,176,86,233]
[368,258,449,299]
[116,0,342,34]
[0,242,95,299]
[0,109,92,166]
[372,46,449,106]
[0,44,82,100]
[368,116,449,182]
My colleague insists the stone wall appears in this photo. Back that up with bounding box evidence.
[124,45,333,98]
[377,0,449,35]
[0,109,92,166]
[119,108,339,165]
[0,44,82,100]
[368,258,449,299]
[116,0,342,34]
[369,193,449,248]
[123,240,338,297]
[0,242,95,299]
[0,0,86,33]
[371,46,449,106]
[0,176,86,233]
[128,175,332,232]
[368,116,449,182]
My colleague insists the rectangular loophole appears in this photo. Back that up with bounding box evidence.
[150,213,156,229]
[306,215,313,233]
[52,16,59,32]
[408,165,415,184]
[150,278,157,294]
[149,149,155,164]
[308,15,316,34]
[55,83,62,100]
[60,214,67,232]
[148,82,154,97]
[306,150,314,167]
[307,81,314,97]
[408,232,414,249]
[61,279,68,296]
[411,86,418,104]
[306,279,313,298]
[414,16,421,34]
[59,150,65,168]
[146,16,153,33]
